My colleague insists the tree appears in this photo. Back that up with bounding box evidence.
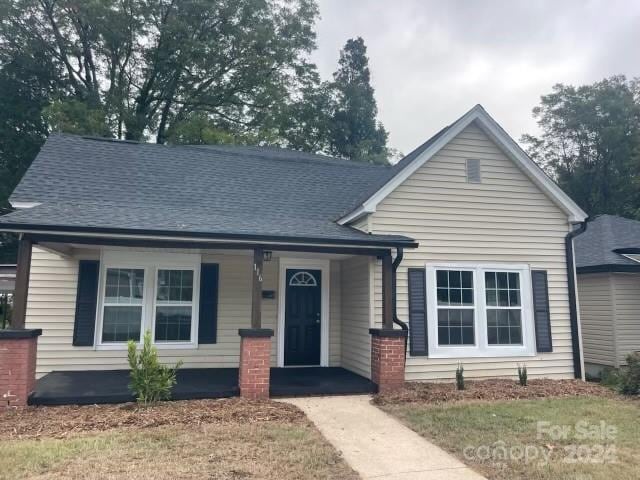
[330,37,389,163]
[0,30,61,262]
[522,76,640,219]
[1,0,320,143]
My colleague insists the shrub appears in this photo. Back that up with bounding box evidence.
[599,367,621,388]
[517,364,528,387]
[128,330,182,405]
[456,363,465,390]
[617,352,640,395]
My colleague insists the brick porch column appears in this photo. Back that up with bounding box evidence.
[369,328,407,394]
[238,328,273,400]
[0,329,42,407]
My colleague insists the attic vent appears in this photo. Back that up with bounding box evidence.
[466,159,482,183]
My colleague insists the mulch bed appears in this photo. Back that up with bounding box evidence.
[373,379,616,406]
[0,399,306,440]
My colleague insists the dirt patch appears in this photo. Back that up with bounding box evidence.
[374,379,616,406]
[0,398,306,440]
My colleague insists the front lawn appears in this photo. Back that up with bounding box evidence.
[379,382,639,480]
[0,399,357,480]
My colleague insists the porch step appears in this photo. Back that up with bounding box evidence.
[270,367,375,397]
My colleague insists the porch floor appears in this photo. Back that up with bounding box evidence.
[29,367,375,406]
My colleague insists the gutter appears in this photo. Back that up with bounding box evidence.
[565,220,588,379]
[0,223,418,250]
[391,247,409,361]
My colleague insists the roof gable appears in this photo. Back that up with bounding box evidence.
[337,105,587,224]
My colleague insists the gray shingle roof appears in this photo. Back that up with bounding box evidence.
[574,215,640,270]
[0,134,420,246]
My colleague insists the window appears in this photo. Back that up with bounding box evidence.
[289,271,318,287]
[485,272,522,345]
[425,264,535,358]
[102,268,145,343]
[155,269,194,342]
[436,270,475,345]
[97,251,200,348]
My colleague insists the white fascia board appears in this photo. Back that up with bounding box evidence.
[338,104,587,225]
[9,201,41,209]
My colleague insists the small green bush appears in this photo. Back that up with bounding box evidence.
[617,352,640,395]
[599,367,621,388]
[517,364,528,387]
[127,330,182,405]
[456,363,465,390]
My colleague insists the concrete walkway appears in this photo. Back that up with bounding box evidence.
[283,395,486,480]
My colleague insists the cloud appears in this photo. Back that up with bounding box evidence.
[311,0,640,155]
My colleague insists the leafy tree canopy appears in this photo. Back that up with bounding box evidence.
[0,2,392,261]
[522,75,640,219]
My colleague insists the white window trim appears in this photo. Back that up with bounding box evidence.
[425,262,536,358]
[94,250,201,350]
[277,258,330,368]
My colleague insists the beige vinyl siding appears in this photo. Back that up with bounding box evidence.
[368,121,575,380]
[577,273,616,367]
[611,273,640,366]
[26,248,342,377]
[340,255,371,378]
[351,216,370,233]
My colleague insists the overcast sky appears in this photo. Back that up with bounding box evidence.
[311,0,640,155]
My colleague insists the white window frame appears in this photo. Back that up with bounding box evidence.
[425,263,536,358]
[95,250,201,350]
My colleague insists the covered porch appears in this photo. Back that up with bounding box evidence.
[4,231,412,406]
[29,367,375,405]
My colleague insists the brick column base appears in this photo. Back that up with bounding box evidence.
[370,328,407,394]
[238,328,273,400]
[0,329,42,408]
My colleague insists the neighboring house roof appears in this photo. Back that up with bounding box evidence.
[575,215,640,272]
[337,104,588,224]
[0,104,586,248]
[0,134,414,248]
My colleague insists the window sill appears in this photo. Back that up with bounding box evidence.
[427,347,536,359]
[95,342,198,351]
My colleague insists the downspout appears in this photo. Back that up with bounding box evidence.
[391,247,409,362]
[565,220,588,380]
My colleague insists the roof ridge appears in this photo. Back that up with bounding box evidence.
[52,132,387,170]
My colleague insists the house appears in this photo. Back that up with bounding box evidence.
[0,105,588,406]
[0,264,15,328]
[574,214,640,377]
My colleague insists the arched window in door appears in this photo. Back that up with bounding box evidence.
[288,271,318,287]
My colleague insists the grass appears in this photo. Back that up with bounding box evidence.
[0,421,358,480]
[381,396,640,480]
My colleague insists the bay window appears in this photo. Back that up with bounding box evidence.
[426,263,535,357]
[97,251,200,348]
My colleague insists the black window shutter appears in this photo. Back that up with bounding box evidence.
[198,263,219,344]
[408,268,428,356]
[72,260,100,346]
[532,270,553,352]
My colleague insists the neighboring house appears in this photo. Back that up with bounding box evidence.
[0,105,588,405]
[0,264,16,292]
[0,264,15,328]
[574,215,640,377]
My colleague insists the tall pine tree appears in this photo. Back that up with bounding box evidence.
[330,37,389,164]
